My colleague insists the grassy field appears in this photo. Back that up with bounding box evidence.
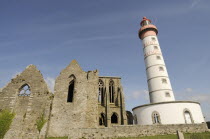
[116,134,177,139]
[46,132,210,139]
[184,132,210,139]
[117,132,210,139]
[46,137,68,139]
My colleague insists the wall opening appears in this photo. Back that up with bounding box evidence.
[67,80,74,102]
[99,113,105,126]
[109,80,114,103]
[98,79,105,104]
[184,111,193,124]
[19,84,31,96]
[111,113,118,124]
[152,111,161,124]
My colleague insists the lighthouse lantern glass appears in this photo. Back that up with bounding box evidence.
[142,20,151,26]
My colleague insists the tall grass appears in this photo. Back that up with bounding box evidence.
[36,112,47,133]
[0,109,15,139]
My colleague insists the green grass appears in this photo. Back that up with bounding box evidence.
[46,137,68,139]
[36,112,47,133]
[116,134,177,139]
[184,132,210,139]
[45,132,210,139]
[0,109,15,139]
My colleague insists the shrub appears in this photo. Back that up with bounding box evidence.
[0,110,15,139]
[36,113,47,133]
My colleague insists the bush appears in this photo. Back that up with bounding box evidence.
[0,110,15,139]
[36,113,47,133]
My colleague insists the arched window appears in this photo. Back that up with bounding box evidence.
[99,113,105,126]
[19,84,31,96]
[109,80,114,103]
[67,80,74,102]
[184,110,193,124]
[98,79,105,104]
[111,113,118,124]
[152,111,161,124]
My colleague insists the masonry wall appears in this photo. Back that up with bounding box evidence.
[0,65,52,139]
[98,77,127,127]
[47,60,99,137]
[67,123,209,139]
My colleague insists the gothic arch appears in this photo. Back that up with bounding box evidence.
[98,79,105,105]
[99,113,106,126]
[67,74,76,102]
[18,84,31,96]
[111,112,118,124]
[109,80,115,103]
[151,111,161,124]
[183,108,194,124]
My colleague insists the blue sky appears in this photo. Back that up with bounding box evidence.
[0,0,210,121]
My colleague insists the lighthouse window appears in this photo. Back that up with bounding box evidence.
[162,78,167,84]
[156,56,161,60]
[152,111,161,124]
[165,92,170,97]
[154,46,158,50]
[159,67,164,71]
[151,37,156,41]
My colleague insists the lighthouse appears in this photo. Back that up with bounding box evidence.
[138,17,175,103]
[132,17,205,125]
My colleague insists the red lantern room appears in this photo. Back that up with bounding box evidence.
[138,17,158,40]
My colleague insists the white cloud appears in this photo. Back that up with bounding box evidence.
[45,77,55,93]
[185,88,193,93]
[189,94,210,103]
[127,90,148,100]
[176,88,210,103]
[190,0,201,8]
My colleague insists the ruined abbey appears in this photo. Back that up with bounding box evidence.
[0,60,130,139]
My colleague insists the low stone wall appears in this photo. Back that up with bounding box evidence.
[66,123,208,139]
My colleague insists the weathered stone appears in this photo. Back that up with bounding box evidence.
[0,65,52,139]
[177,130,184,139]
[67,123,208,139]
[0,61,208,139]
[47,60,127,137]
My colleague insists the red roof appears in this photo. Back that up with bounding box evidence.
[140,17,151,26]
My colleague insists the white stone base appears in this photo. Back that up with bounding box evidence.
[132,101,205,125]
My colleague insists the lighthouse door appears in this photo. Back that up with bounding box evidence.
[184,111,192,124]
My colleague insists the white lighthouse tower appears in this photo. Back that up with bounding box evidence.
[139,17,175,103]
[132,17,205,125]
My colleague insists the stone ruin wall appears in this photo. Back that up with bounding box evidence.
[47,60,99,137]
[67,123,209,139]
[98,77,127,127]
[0,65,52,139]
